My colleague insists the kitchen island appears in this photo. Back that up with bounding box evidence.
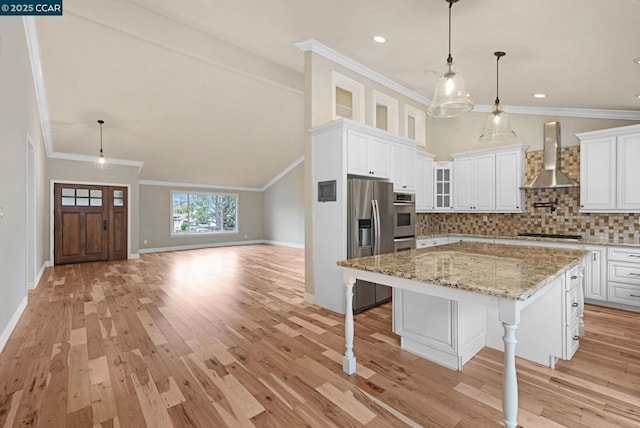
[338,241,588,428]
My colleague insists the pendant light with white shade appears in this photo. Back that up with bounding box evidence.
[94,119,108,169]
[478,51,517,143]
[427,0,473,118]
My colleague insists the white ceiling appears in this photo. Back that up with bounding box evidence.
[35,0,640,187]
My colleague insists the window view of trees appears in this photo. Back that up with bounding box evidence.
[172,192,238,234]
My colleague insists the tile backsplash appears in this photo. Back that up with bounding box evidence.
[417,146,640,244]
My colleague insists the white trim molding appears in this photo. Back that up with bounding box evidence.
[261,156,304,191]
[304,293,315,304]
[295,38,430,106]
[0,296,28,354]
[295,38,640,121]
[30,262,49,290]
[139,240,264,254]
[129,253,140,260]
[139,180,262,192]
[332,71,366,123]
[263,240,305,249]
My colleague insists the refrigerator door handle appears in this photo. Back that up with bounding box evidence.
[373,199,381,255]
[370,199,377,255]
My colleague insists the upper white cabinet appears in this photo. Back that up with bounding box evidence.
[452,144,526,213]
[347,129,390,178]
[390,142,417,192]
[416,151,435,211]
[434,162,453,211]
[578,124,640,212]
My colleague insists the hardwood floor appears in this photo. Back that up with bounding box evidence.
[1,244,639,427]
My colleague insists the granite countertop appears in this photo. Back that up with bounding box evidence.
[416,233,640,247]
[337,242,587,301]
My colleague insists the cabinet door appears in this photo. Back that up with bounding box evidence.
[453,158,473,210]
[369,137,390,178]
[389,142,404,190]
[474,154,495,211]
[580,137,616,211]
[495,150,524,212]
[617,133,640,211]
[434,164,452,210]
[402,145,417,192]
[347,130,371,176]
[415,155,433,211]
[584,246,607,301]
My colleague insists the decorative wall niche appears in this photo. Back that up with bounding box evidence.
[372,90,399,134]
[405,104,426,146]
[332,71,365,123]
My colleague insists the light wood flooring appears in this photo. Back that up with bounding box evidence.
[1,244,640,427]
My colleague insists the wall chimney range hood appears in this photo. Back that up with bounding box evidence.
[520,121,580,189]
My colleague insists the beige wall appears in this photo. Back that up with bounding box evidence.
[46,159,140,255]
[138,184,264,250]
[264,162,305,245]
[425,113,639,160]
[0,18,47,344]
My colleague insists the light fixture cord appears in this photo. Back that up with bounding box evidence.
[99,121,104,156]
[447,1,453,65]
[495,55,501,105]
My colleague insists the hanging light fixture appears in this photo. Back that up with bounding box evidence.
[427,0,473,118]
[95,119,107,169]
[479,51,517,143]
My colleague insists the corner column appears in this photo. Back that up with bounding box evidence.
[499,300,521,428]
[343,273,356,374]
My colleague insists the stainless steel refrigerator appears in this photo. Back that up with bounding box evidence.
[347,178,395,313]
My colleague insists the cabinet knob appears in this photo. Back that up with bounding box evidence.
[571,275,578,280]
[580,205,584,208]
[571,302,579,307]
[573,335,579,341]
[516,206,519,209]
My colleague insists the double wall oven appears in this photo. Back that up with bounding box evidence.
[393,192,416,252]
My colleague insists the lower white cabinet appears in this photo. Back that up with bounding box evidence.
[607,246,640,308]
[584,245,607,301]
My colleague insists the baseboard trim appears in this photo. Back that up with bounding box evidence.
[139,240,264,254]
[263,240,305,249]
[129,253,140,260]
[0,296,28,354]
[304,292,315,304]
[31,262,48,290]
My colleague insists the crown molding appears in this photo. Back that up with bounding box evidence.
[48,151,145,172]
[294,38,430,106]
[22,17,54,156]
[139,179,262,192]
[575,123,640,139]
[474,104,640,121]
[295,39,640,121]
[261,155,304,191]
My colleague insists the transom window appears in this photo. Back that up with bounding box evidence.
[171,191,238,235]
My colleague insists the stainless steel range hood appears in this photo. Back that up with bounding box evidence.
[520,121,579,189]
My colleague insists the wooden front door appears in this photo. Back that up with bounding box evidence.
[54,183,128,265]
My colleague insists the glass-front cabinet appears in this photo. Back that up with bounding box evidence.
[434,162,453,211]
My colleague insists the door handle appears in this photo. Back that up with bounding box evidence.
[103,220,108,231]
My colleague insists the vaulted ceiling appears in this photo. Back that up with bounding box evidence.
[35,0,640,187]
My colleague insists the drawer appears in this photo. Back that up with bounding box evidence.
[565,265,581,291]
[417,238,441,249]
[608,283,640,308]
[608,261,640,286]
[565,285,579,325]
[608,246,640,263]
[565,318,580,360]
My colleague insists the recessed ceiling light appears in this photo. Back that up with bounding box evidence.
[533,93,547,99]
[372,35,387,44]
[633,57,640,64]
[635,93,640,99]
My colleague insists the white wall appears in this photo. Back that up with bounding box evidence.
[0,18,47,350]
[263,161,305,246]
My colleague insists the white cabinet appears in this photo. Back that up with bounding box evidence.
[453,154,495,211]
[347,129,390,179]
[578,124,640,212]
[607,246,640,308]
[390,141,417,192]
[415,152,435,211]
[495,147,526,212]
[584,245,607,301]
[434,162,453,211]
[416,237,447,248]
[451,144,526,213]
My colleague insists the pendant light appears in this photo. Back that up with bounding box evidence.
[478,51,517,143]
[95,119,107,169]
[427,0,473,118]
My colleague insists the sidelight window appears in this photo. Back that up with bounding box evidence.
[171,191,238,235]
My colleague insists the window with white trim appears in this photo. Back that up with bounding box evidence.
[171,191,238,235]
